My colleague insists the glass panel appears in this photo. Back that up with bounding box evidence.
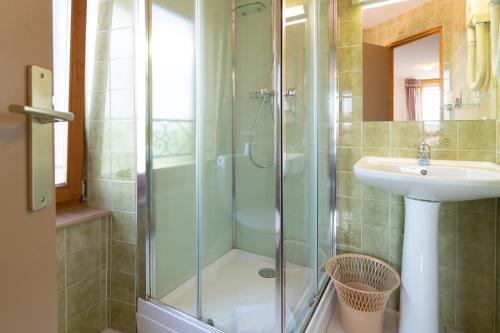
[52,0,71,185]
[283,0,316,330]
[198,0,238,329]
[317,0,333,286]
[150,0,197,317]
[147,0,334,331]
[201,0,278,331]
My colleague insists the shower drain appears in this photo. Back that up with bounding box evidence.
[258,268,276,278]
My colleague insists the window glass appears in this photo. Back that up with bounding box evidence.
[53,0,72,185]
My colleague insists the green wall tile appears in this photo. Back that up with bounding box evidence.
[339,96,362,122]
[112,212,137,243]
[362,199,390,227]
[100,270,107,301]
[362,225,388,257]
[362,183,390,201]
[339,21,361,47]
[67,305,101,333]
[456,271,494,307]
[458,199,496,214]
[431,150,457,160]
[56,229,66,257]
[110,301,136,333]
[57,256,65,291]
[439,266,455,297]
[110,121,135,152]
[101,217,109,241]
[439,237,456,269]
[338,0,361,22]
[438,208,456,239]
[457,212,495,245]
[338,172,361,197]
[339,122,361,147]
[456,299,494,333]
[67,244,100,286]
[458,120,496,151]
[423,121,457,150]
[497,121,500,149]
[112,181,136,212]
[362,147,389,157]
[87,180,113,210]
[57,290,65,328]
[390,122,422,149]
[110,271,136,304]
[88,150,112,180]
[389,228,404,258]
[338,196,362,223]
[67,274,100,318]
[88,120,110,150]
[338,147,361,171]
[390,148,416,158]
[66,220,100,253]
[390,203,405,229]
[363,122,389,148]
[339,71,362,96]
[111,240,136,273]
[457,241,495,275]
[457,150,496,162]
[101,241,107,271]
[111,151,136,181]
[338,46,362,72]
[439,295,455,327]
[100,301,107,331]
[337,222,361,248]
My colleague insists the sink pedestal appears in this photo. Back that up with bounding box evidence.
[399,197,440,333]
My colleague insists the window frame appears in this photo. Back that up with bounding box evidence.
[56,0,87,209]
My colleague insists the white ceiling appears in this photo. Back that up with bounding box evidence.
[363,0,432,29]
[394,33,440,79]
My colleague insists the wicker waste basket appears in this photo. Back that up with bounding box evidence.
[326,254,400,333]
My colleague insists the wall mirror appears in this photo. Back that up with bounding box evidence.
[361,0,499,121]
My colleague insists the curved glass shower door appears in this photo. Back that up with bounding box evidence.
[145,0,334,332]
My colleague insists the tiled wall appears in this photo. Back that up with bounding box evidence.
[338,0,498,332]
[85,0,137,331]
[362,0,496,120]
[337,120,497,332]
[56,217,109,333]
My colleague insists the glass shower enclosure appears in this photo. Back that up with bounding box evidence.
[138,0,335,331]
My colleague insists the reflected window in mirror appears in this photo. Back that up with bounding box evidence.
[390,30,442,121]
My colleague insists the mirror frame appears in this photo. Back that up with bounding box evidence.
[386,26,444,121]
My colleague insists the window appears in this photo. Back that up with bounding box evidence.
[53,0,86,208]
[421,80,441,121]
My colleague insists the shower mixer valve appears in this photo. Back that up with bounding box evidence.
[250,88,297,100]
[250,88,275,101]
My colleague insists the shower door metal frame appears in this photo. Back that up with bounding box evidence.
[136,0,339,331]
[273,0,285,331]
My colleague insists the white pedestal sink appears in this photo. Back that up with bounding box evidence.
[353,157,500,333]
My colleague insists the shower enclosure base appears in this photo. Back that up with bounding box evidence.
[160,249,312,332]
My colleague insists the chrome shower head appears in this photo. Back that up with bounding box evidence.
[233,2,266,16]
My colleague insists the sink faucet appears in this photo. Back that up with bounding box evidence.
[417,142,431,165]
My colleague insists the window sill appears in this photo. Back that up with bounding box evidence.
[56,205,112,229]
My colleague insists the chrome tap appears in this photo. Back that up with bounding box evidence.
[417,142,431,165]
